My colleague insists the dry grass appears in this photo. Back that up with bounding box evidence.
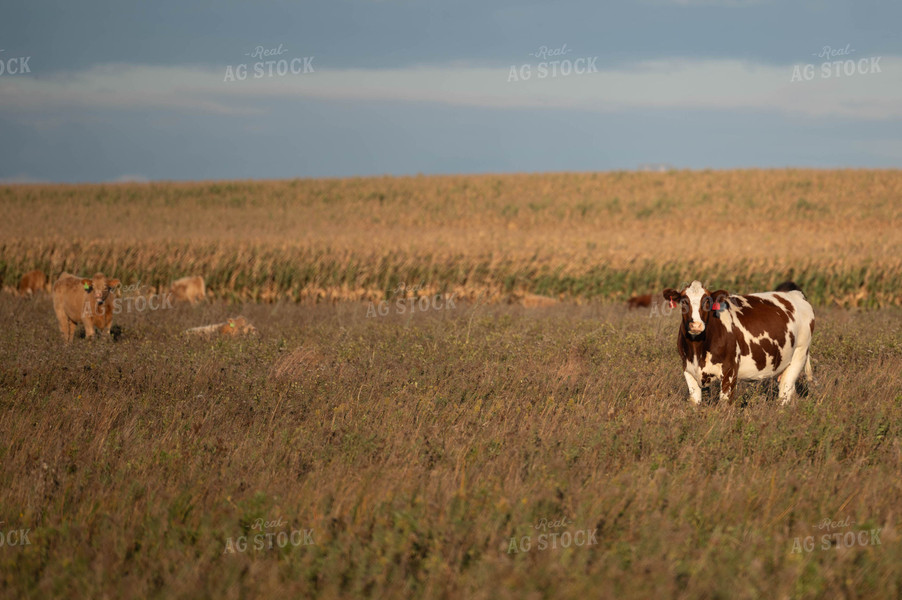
[1,170,901,598]
[0,294,900,598]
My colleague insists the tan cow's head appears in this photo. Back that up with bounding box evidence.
[83,273,120,311]
[221,316,258,336]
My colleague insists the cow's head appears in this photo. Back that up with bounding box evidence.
[88,273,120,309]
[221,316,257,336]
[662,280,729,337]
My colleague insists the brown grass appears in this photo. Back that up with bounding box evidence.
[0,294,899,598]
[0,170,900,598]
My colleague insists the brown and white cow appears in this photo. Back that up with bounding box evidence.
[662,280,814,405]
[52,272,121,343]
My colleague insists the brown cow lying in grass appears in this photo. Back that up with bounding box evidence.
[52,272,121,343]
[184,316,257,338]
[170,276,206,304]
[18,270,47,296]
[627,294,653,309]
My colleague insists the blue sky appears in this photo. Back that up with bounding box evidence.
[1,0,901,182]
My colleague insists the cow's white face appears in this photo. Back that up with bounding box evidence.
[684,281,708,335]
[663,280,729,339]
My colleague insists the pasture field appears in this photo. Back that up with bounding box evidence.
[0,169,901,599]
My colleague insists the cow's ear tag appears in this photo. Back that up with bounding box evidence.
[669,300,676,309]
[229,321,235,328]
[712,302,720,312]
[84,283,91,291]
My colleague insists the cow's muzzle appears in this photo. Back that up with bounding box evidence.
[688,321,705,335]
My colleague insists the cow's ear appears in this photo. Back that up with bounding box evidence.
[81,279,93,292]
[107,278,121,290]
[711,290,730,306]
[662,288,680,302]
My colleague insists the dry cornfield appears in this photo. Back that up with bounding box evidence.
[2,169,901,306]
[0,170,900,599]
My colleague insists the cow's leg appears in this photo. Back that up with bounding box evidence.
[64,319,76,343]
[684,371,702,405]
[55,307,71,343]
[82,317,95,340]
[98,315,112,339]
[779,347,808,405]
[720,367,737,402]
[804,355,814,384]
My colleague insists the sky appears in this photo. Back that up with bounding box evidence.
[1,0,901,183]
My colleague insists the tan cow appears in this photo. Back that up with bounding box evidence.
[515,292,558,308]
[170,276,206,304]
[18,270,47,296]
[52,272,121,343]
[184,316,257,337]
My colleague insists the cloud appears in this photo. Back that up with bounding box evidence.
[1,55,900,121]
[649,0,770,6]
[109,174,150,183]
[0,64,262,116]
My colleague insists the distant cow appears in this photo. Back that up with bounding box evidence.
[775,281,802,293]
[662,280,814,405]
[627,294,652,309]
[52,272,121,343]
[18,270,47,296]
[519,293,558,308]
[184,316,257,337]
[170,276,206,304]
